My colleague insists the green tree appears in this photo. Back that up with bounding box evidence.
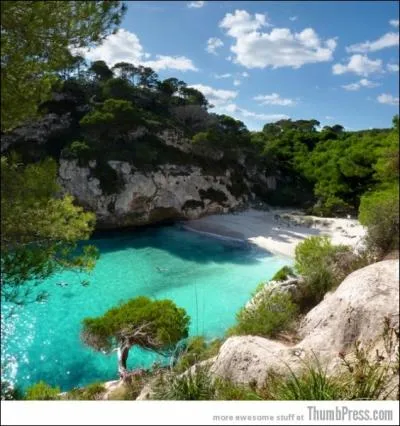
[80,98,143,143]
[1,0,126,131]
[111,62,139,83]
[358,185,399,256]
[81,297,190,378]
[1,156,98,303]
[88,60,114,82]
[137,66,159,89]
[1,1,125,303]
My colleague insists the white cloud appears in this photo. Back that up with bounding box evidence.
[72,29,197,72]
[220,9,269,37]
[325,116,334,120]
[219,10,337,69]
[254,93,296,106]
[223,103,289,122]
[206,37,224,55]
[377,93,399,106]
[389,19,400,28]
[144,55,198,72]
[341,78,380,91]
[241,71,249,77]
[188,84,238,106]
[214,73,232,79]
[346,32,399,53]
[289,16,298,21]
[332,54,383,76]
[387,63,400,72]
[187,1,204,8]
[233,79,241,86]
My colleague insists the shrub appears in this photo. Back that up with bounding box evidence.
[294,236,351,306]
[66,382,106,400]
[358,184,399,256]
[69,140,91,158]
[214,379,261,400]
[153,367,216,400]
[263,358,343,400]
[107,375,147,400]
[229,290,298,338]
[25,381,60,400]
[174,337,222,373]
[272,266,295,282]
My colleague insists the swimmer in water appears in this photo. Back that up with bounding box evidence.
[56,281,69,287]
[156,267,168,272]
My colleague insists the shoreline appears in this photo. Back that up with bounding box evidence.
[183,208,366,258]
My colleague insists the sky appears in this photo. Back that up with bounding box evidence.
[80,0,399,131]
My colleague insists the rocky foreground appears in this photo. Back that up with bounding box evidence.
[136,259,399,399]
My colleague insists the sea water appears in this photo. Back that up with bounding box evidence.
[1,225,291,391]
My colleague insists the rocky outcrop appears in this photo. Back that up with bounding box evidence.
[246,276,304,310]
[59,159,250,228]
[208,260,399,388]
[56,127,280,228]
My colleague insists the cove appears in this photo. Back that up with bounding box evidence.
[1,225,291,392]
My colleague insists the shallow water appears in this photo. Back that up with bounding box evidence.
[1,225,291,391]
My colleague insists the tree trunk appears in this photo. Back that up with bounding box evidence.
[117,345,130,379]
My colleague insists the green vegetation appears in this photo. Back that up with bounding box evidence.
[173,336,223,373]
[65,382,106,400]
[359,185,399,256]
[25,381,60,401]
[294,236,352,305]
[272,265,295,281]
[153,367,216,401]
[229,290,298,338]
[81,297,190,378]
[1,156,99,303]
[1,1,126,303]
[152,318,399,401]
[263,359,343,400]
[1,1,126,131]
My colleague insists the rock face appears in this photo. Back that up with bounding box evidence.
[57,128,277,228]
[59,159,249,228]
[209,260,399,387]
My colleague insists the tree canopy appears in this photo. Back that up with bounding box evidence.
[81,297,190,378]
[1,0,126,130]
[1,1,126,303]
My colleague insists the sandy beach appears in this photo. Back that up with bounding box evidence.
[183,208,366,258]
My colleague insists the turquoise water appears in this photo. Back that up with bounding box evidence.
[1,225,291,391]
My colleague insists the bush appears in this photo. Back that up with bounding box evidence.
[229,290,298,338]
[263,358,343,400]
[174,337,222,373]
[294,236,351,305]
[272,266,295,282]
[153,367,216,400]
[65,382,106,400]
[25,381,60,400]
[358,184,399,256]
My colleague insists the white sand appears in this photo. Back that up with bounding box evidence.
[183,208,366,258]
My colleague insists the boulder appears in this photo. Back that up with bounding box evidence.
[208,260,399,387]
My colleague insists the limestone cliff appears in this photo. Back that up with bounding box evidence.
[57,128,277,228]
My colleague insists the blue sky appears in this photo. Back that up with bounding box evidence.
[81,1,399,131]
